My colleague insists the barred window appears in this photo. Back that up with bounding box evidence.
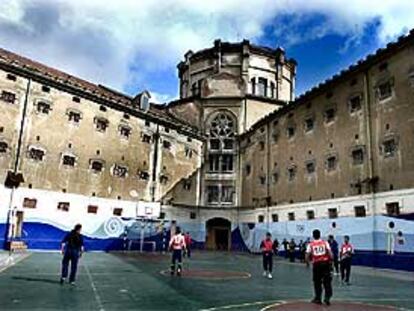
[1,91,16,104]
[28,147,45,161]
[113,164,128,178]
[62,154,76,167]
[36,101,51,114]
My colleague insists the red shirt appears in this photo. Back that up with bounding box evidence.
[184,234,191,246]
[340,243,354,260]
[306,239,332,264]
[261,239,273,252]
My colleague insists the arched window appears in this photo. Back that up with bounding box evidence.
[257,78,267,97]
[208,112,236,152]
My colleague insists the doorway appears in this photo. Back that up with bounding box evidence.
[206,218,231,251]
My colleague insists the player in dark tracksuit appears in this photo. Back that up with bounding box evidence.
[60,224,84,285]
[260,232,274,279]
[328,235,339,275]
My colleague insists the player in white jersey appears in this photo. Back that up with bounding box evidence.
[169,226,186,276]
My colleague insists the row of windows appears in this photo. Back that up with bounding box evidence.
[250,138,398,182]
[250,77,276,98]
[257,202,400,223]
[23,198,124,216]
[206,185,235,204]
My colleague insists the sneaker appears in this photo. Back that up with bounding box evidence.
[324,299,331,306]
[346,281,351,286]
[263,271,267,277]
[267,273,273,279]
[69,282,76,286]
[177,268,182,276]
[311,298,322,305]
[59,278,65,285]
[170,270,175,276]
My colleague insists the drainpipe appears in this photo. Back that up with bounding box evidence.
[266,120,271,231]
[363,70,377,255]
[5,77,31,251]
[151,124,160,202]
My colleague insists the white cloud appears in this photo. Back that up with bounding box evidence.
[0,0,413,99]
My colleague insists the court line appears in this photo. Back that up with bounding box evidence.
[0,253,31,274]
[199,300,285,311]
[84,263,105,311]
[159,269,252,280]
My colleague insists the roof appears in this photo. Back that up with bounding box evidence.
[240,28,414,139]
[0,47,202,138]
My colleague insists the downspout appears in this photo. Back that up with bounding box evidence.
[266,120,271,231]
[5,77,31,250]
[363,70,377,257]
[151,124,160,202]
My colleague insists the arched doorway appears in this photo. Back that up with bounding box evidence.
[205,218,231,251]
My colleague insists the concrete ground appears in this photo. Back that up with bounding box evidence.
[0,251,413,311]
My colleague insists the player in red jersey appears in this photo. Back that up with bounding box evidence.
[306,229,333,306]
[340,235,354,285]
[260,232,274,279]
[184,232,192,258]
[169,226,186,276]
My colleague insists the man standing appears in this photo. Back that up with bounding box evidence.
[282,238,289,259]
[60,224,84,285]
[328,235,339,275]
[288,238,297,262]
[184,232,192,258]
[272,238,279,256]
[169,226,186,276]
[260,232,274,279]
[340,235,354,285]
[306,229,333,306]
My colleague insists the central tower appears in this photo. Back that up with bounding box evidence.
[169,39,297,207]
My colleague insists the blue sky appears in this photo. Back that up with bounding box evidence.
[0,1,413,103]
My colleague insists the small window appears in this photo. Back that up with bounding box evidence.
[288,212,295,221]
[163,140,171,149]
[245,164,251,176]
[160,173,169,184]
[383,139,397,157]
[113,208,123,216]
[6,74,16,81]
[184,147,193,158]
[138,170,150,180]
[287,166,297,181]
[62,154,76,167]
[145,120,150,127]
[142,133,151,143]
[354,205,366,217]
[113,164,128,178]
[95,117,109,132]
[352,148,364,165]
[36,101,52,114]
[386,202,400,216]
[41,85,50,93]
[378,81,392,100]
[159,212,166,220]
[23,198,37,209]
[259,176,266,185]
[349,95,362,113]
[164,127,170,133]
[72,96,81,103]
[257,78,267,97]
[287,125,295,138]
[57,202,70,212]
[207,185,219,204]
[123,113,130,120]
[68,110,82,123]
[183,179,192,190]
[0,141,8,153]
[259,141,265,151]
[328,208,338,219]
[187,137,192,143]
[190,212,196,220]
[271,214,279,222]
[87,205,98,214]
[119,125,131,139]
[326,156,338,171]
[99,105,107,112]
[324,108,336,123]
[90,160,104,173]
[28,147,45,161]
[305,118,314,132]
[272,172,279,184]
[1,91,16,104]
[258,215,265,223]
[306,161,316,174]
[307,210,315,220]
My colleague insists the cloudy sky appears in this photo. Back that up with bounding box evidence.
[0,0,413,103]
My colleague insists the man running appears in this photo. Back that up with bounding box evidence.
[340,235,354,285]
[306,229,333,306]
[169,226,186,276]
[60,224,84,285]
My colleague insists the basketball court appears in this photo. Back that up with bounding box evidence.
[0,251,413,311]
